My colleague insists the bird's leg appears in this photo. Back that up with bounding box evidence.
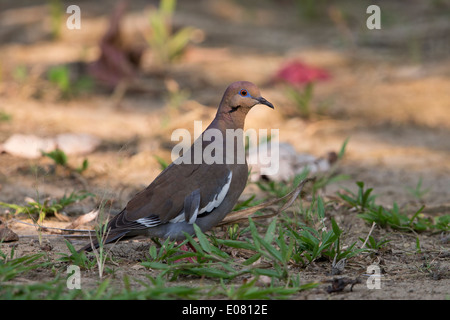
[174,240,197,263]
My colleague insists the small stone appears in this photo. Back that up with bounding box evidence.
[0,227,19,242]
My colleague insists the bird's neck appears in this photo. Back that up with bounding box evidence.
[212,110,246,131]
[199,114,247,165]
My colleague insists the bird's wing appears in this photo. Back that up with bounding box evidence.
[107,162,233,231]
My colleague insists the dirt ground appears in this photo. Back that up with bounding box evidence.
[0,0,449,299]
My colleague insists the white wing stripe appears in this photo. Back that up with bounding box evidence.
[136,216,160,227]
[198,171,232,215]
[169,211,185,223]
[169,171,233,225]
[188,207,199,224]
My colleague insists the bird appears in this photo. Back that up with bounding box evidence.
[80,81,274,251]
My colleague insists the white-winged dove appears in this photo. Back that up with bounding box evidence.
[81,81,274,251]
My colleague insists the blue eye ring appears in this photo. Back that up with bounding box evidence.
[240,89,248,96]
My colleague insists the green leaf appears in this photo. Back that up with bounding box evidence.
[242,253,262,266]
[141,261,170,270]
[42,149,68,166]
[154,155,169,170]
[216,239,256,251]
[160,0,176,15]
[249,218,261,251]
[259,237,283,263]
[76,159,89,173]
[317,195,325,221]
[409,205,425,227]
[149,245,157,260]
[331,218,342,237]
[338,137,350,160]
[264,218,277,243]
[251,268,281,278]
[188,267,233,279]
[193,224,212,253]
[182,232,203,254]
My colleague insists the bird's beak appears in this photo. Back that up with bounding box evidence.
[256,96,274,109]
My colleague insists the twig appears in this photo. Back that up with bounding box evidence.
[19,234,94,239]
[11,218,94,234]
[218,177,316,226]
[360,221,376,249]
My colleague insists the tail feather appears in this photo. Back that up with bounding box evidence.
[77,230,128,253]
[77,208,129,253]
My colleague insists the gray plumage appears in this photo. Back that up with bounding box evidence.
[80,81,274,251]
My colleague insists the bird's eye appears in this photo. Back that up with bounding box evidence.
[240,90,248,96]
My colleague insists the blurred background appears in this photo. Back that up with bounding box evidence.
[0,0,449,210]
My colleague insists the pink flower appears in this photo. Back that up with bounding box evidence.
[274,61,330,86]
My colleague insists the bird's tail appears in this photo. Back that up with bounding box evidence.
[77,209,128,253]
[77,230,127,252]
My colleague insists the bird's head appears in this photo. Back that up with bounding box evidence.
[218,81,274,116]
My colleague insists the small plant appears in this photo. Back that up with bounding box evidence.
[338,181,449,232]
[337,181,377,212]
[42,148,89,174]
[359,235,390,251]
[285,83,314,118]
[434,215,450,232]
[12,65,29,83]
[154,155,169,170]
[0,191,94,222]
[146,0,196,65]
[274,60,330,118]
[288,217,360,266]
[0,247,48,282]
[88,220,112,279]
[48,0,63,39]
[42,149,68,166]
[0,110,12,122]
[227,223,241,240]
[47,65,94,99]
[61,240,96,270]
[76,159,90,174]
[48,66,70,95]
[405,177,430,202]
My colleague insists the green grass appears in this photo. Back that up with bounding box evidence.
[141,194,361,286]
[0,190,94,223]
[0,247,49,282]
[1,143,447,299]
[338,181,449,232]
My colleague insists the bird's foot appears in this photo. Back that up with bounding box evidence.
[174,241,197,263]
